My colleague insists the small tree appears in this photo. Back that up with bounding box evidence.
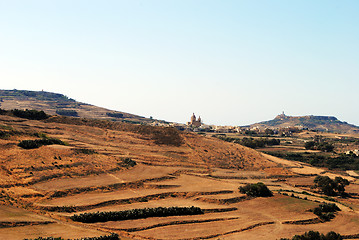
[314,176,349,196]
[334,177,350,196]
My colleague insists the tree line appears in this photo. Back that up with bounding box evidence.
[305,141,334,152]
[215,136,280,149]
[314,176,349,197]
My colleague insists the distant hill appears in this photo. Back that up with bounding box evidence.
[0,89,153,124]
[247,112,359,134]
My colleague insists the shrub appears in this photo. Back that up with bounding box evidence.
[118,158,136,167]
[311,203,340,221]
[239,182,273,197]
[70,206,203,223]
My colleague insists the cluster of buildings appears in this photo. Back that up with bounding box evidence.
[171,113,240,133]
[150,113,304,136]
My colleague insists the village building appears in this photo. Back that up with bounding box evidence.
[187,113,202,127]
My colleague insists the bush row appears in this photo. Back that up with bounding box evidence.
[0,108,49,120]
[280,230,342,240]
[18,138,66,149]
[70,206,204,223]
[24,233,119,240]
[11,109,49,120]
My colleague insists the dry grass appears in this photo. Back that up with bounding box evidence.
[0,114,358,240]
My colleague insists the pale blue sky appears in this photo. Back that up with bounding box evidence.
[0,1,358,126]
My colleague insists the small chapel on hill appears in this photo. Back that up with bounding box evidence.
[187,113,202,127]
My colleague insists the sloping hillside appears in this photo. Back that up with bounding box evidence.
[0,89,152,124]
[0,114,358,240]
[0,114,279,188]
[248,113,359,134]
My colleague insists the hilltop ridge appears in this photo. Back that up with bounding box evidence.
[1,90,358,134]
[0,89,152,124]
[247,112,359,134]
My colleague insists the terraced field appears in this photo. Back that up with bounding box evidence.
[0,114,358,240]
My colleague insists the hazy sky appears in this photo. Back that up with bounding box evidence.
[1,1,358,126]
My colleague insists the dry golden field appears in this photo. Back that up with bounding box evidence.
[0,114,358,240]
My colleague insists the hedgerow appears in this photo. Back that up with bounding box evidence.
[11,109,49,120]
[70,206,203,223]
[18,138,66,149]
[24,233,119,240]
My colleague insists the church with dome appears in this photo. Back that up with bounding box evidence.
[187,113,202,127]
